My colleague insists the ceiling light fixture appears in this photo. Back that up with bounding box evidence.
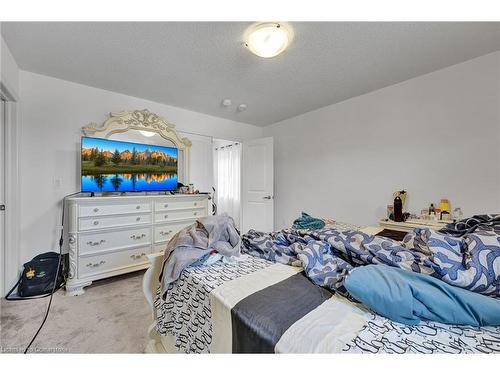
[237,104,247,112]
[139,130,156,137]
[244,22,293,58]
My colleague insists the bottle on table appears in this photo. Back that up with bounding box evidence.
[394,196,403,222]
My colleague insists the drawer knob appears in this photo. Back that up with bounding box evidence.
[130,253,147,260]
[164,214,169,219]
[194,202,197,206]
[136,217,141,221]
[130,233,146,240]
[160,230,173,236]
[136,205,141,210]
[193,212,198,216]
[86,260,105,268]
[93,221,99,226]
[164,204,169,208]
[93,208,99,212]
[86,239,106,246]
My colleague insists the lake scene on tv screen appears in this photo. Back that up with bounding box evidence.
[81,137,178,192]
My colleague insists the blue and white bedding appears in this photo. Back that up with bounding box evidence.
[241,221,500,298]
[439,214,500,237]
[153,221,500,354]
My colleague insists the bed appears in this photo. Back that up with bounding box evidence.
[142,225,500,354]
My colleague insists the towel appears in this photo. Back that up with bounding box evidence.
[292,212,325,230]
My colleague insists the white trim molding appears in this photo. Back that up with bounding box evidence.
[1,84,21,297]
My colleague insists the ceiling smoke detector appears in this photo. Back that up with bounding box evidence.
[244,22,293,58]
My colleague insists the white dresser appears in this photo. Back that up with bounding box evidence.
[65,194,210,295]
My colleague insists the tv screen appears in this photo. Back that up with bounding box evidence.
[81,136,178,192]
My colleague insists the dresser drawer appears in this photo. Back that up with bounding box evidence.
[79,202,151,217]
[79,213,151,231]
[155,197,207,212]
[154,243,168,254]
[154,208,205,223]
[78,246,151,278]
[154,220,194,243]
[79,227,152,255]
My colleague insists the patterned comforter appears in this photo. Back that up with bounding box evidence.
[344,314,500,354]
[241,220,500,298]
[154,256,274,353]
[152,219,500,354]
[154,252,500,354]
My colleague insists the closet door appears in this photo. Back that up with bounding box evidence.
[241,137,274,233]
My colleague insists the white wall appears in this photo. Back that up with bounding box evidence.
[19,71,263,263]
[1,35,19,98]
[265,52,500,229]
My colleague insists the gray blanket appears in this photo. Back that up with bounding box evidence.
[159,214,241,298]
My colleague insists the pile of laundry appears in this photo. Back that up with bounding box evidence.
[158,214,241,298]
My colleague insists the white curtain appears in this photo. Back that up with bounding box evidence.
[215,143,241,228]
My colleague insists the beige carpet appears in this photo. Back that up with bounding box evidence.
[0,271,151,353]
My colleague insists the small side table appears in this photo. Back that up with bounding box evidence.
[378,218,452,232]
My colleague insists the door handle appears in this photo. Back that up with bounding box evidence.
[263,196,273,200]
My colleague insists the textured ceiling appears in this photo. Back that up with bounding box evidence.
[2,22,499,126]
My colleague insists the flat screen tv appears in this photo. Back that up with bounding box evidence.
[81,136,178,192]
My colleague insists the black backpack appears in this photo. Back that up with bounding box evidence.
[6,252,66,300]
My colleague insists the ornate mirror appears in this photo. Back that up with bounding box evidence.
[82,110,191,184]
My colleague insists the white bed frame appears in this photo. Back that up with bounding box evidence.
[142,252,175,353]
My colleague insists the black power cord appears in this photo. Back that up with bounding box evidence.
[23,192,79,354]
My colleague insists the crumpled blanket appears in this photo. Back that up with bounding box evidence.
[159,214,241,298]
[438,214,500,236]
[241,223,500,299]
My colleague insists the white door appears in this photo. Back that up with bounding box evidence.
[241,137,274,233]
[0,99,5,296]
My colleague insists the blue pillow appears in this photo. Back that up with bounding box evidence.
[345,264,500,326]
